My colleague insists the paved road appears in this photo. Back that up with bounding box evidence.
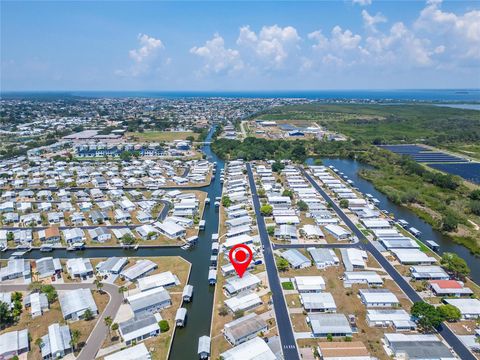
[0,282,123,360]
[301,167,476,360]
[156,199,172,222]
[246,163,300,360]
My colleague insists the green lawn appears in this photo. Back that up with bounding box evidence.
[281,281,294,290]
[127,131,197,142]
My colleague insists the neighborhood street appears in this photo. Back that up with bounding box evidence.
[301,167,477,360]
[246,163,300,360]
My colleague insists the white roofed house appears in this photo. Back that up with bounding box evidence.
[96,257,128,276]
[340,248,367,272]
[40,323,72,359]
[307,247,339,269]
[155,220,186,239]
[87,226,112,243]
[127,287,171,317]
[24,292,49,317]
[136,224,160,240]
[137,271,180,292]
[366,309,416,331]
[309,313,353,337]
[359,289,400,308]
[58,288,98,320]
[224,273,261,296]
[444,299,480,319]
[223,313,268,346]
[410,266,449,280]
[281,249,311,269]
[36,257,62,279]
[118,313,160,346]
[62,228,85,244]
[104,343,151,360]
[0,259,31,282]
[0,329,29,359]
[120,259,158,281]
[301,224,324,239]
[66,258,94,279]
[324,224,351,240]
[274,224,298,241]
[224,292,262,313]
[301,292,337,312]
[391,249,436,265]
[343,271,383,287]
[294,276,326,293]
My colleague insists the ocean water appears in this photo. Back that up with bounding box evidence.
[2,89,480,102]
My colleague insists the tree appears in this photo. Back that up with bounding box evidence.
[411,302,444,331]
[40,285,58,304]
[437,304,461,322]
[272,161,284,173]
[221,195,231,208]
[6,232,14,243]
[441,253,470,280]
[159,320,170,332]
[267,226,275,236]
[260,204,273,216]
[121,233,136,245]
[83,308,94,321]
[70,329,81,351]
[441,213,458,232]
[0,301,13,327]
[111,323,119,332]
[118,286,128,301]
[35,338,44,349]
[94,279,104,292]
[470,200,480,216]
[469,189,480,201]
[119,151,132,161]
[282,189,293,199]
[276,258,290,272]
[104,316,113,336]
[233,310,244,319]
[297,200,308,211]
[218,305,229,316]
[339,199,349,209]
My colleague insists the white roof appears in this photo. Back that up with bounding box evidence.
[444,299,480,316]
[138,271,178,292]
[224,292,262,312]
[224,273,261,294]
[391,249,436,264]
[104,343,151,360]
[325,224,350,237]
[221,337,276,360]
[58,288,97,319]
[360,289,399,304]
[224,234,253,249]
[294,276,325,291]
[0,329,29,356]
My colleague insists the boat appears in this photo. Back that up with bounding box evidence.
[347,179,354,185]
[372,198,380,205]
[409,227,422,237]
[205,197,210,205]
[398,219,409,228]
[214,201,220,207]
[181,244,191,251]
[16,244,31,251]
[426,240,440,251]
[40,244,54,252]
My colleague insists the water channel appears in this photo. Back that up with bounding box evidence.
[1,126,225,360]
[319,158,480,283]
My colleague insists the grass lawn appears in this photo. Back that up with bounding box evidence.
[127,131,196,142]
[281,281,294,290]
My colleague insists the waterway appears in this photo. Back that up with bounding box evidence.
[318,158,480,283]
[1,126,224,360]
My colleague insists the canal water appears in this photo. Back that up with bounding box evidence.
[317,158,480,283]
[1,127,224,360]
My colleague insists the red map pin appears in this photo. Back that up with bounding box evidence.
[229,244,253,278]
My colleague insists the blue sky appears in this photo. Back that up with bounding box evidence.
[1,0,479,91]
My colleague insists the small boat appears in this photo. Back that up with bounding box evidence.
[409,227,422,237]
[205,197,210,205]
[398,219,409,228]
[181,244,191,251]
[214,201,220,207]
[372,198,380,205]
[40,244,54,252]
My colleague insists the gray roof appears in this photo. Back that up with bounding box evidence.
[41,323,71,358]
[58,288,97,319]
[96,257,127,273]
[0,329,29,356]
[36,257,62,277]
[224,313,267,342]
[198,335,211,354]
[127,287,171,313]
[309,313,352,335]
[119,313,158,337]
[281,249,310,268]
[308,248,336,264]
[389,340,454,359]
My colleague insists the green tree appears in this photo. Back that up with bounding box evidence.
[441,253,470,280]
[159,320,170,332]
[411,302,444,331]
[276,258,290,272]
[437,304,461,322]
[104,316,113,337]
[121,233,136,245]
[297,200,308,211]
[221,195,232,208]
[35,338,44,349]
[94,278,104,292]
[260,204,273,216]
[0,301,13,327]
[272,161,284,173]
[267,226,275,236]
[83,308,94,321]
[119,151,132,161]
[218,305,229,316]
[233,310,245,319]
[40,285,58,304]
[6,232,14,242]
[441,213,458,232]
[282,189,293,199]
[70,329,81,351]
[339,199,349,209]
[469,189,480,201]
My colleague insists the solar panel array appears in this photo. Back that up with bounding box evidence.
[428,163,480,185]
[378,145,468,163]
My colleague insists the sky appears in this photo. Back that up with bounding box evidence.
[1,0,480,91]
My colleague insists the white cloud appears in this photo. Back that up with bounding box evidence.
[116,34,165,77]
[352,0,372,6]
[190,33,243,74]
[237,25,301,68]
[415,0,480,60]
[362,10,387,32]
[129,34,164,63]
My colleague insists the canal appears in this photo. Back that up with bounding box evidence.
[1,127,224,360]
[319,158,480,283]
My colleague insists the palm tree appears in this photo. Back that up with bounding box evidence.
[94,278,104,293]
[104,316,113,337]
[70,329,81,352]
[35,338,43,349]
[118,286,127,302]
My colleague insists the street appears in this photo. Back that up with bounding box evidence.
[246,163,300,360]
